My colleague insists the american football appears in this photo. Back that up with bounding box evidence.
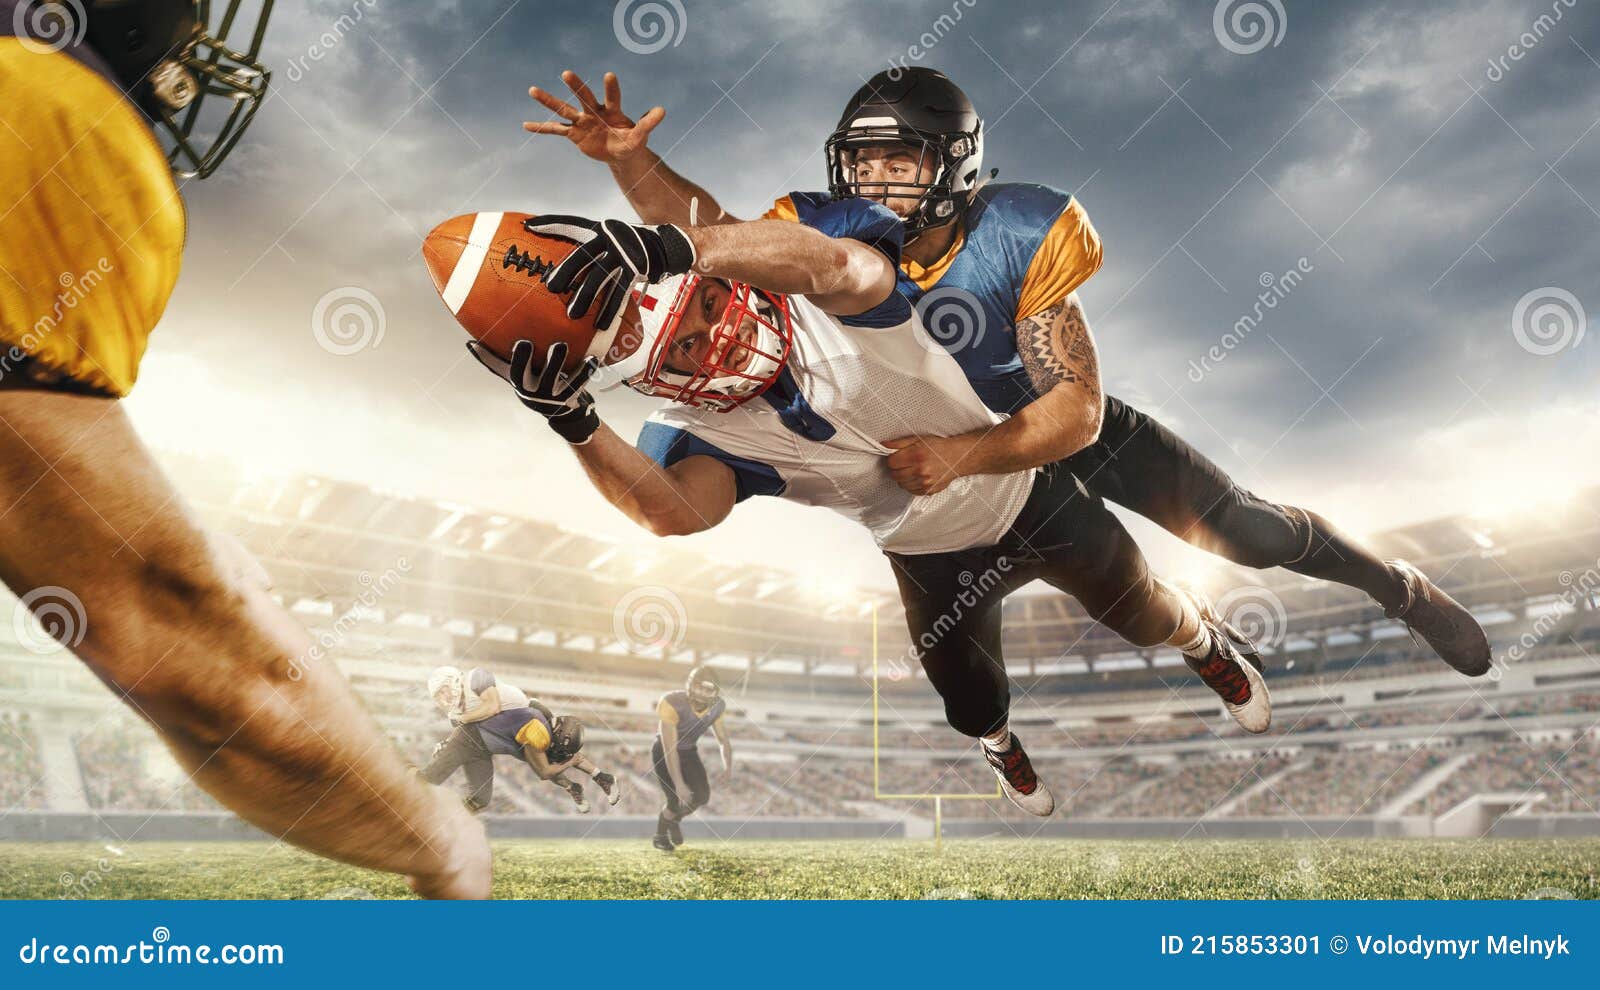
[422,211,598,369]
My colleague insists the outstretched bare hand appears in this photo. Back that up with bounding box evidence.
[524,70,664,165]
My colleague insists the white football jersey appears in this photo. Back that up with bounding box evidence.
[466,667,529,712]
[639,294,1034,555]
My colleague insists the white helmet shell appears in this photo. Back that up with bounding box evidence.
[427,666,465,715]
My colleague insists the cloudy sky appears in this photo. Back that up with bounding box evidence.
[127,0,1600,590]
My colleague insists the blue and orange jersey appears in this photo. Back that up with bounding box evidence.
[656,691,725,750]
[478,706,551,759]
[766,183,1102,414]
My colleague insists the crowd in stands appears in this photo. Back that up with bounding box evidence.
[1406,738,1600,815]
[0,711,46,811]
[9,667,1598,824]
[1234,747,1448,817]
[74,723,216,812]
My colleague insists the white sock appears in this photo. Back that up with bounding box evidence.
[1176,624,1213,659]
[1165,588,1214,658]
[981,727,1012,752]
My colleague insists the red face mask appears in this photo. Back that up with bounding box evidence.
[618,275,793,412]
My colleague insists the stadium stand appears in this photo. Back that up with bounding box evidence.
[1,460,1597,839]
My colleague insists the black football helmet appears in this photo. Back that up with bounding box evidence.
[825,67,984,235]
[685,665,720,710]
[82,1,272,178]
[549,715,584,761]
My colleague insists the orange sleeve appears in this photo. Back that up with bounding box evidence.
[657,698,679,724]
[515,718,551,750]
[762,195,799,222]
[1015,198,1103,322]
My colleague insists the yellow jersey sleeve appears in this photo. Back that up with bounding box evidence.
[0,42,185,397]
[657,698,680,723]
[1015,199,1103,323]
[516,719,551,751]
[762,196,799,222]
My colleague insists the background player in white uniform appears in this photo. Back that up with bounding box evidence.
[469,201,1267,816]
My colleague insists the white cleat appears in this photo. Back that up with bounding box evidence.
[1178,588,1272,733]
[594,771,623,807]
[567,785,591,814]
[982,734,1055,817]
[1189,631,1272,733]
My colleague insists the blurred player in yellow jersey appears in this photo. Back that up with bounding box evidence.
[0,1,489,896]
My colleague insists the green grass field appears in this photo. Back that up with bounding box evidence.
[3,839,1597,899]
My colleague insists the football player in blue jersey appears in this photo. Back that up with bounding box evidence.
[421,666,621,813]
[522,67,1490,680]
[651,666,733,851]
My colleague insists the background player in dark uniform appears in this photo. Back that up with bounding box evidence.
[522,66,1490,680]
[652,666,733,852]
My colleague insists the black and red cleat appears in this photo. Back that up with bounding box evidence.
[1180,587,1272,733]
[982,733,1055,817]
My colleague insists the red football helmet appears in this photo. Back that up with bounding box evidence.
[609,274,792,412]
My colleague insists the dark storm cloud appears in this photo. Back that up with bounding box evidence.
[148,0,1600,575]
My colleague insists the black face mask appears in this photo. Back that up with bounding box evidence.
[84,0,273,179]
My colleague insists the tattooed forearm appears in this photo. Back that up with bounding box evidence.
[1017,294,1100,396]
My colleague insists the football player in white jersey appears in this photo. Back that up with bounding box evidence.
[468,203,1268,816]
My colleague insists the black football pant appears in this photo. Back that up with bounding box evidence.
[1066,395,1401,608]
[888,462,1191,739]
[421,725,495,810]
[652,737,710,819]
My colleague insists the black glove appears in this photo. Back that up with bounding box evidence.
[524,215,697,330]
[467,339,601,444]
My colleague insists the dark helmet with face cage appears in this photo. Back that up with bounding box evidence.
[825,67,984,234]
[77,1,272,178]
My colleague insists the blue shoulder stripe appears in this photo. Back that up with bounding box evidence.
[786,192,913,329]
[637,421,785,502]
